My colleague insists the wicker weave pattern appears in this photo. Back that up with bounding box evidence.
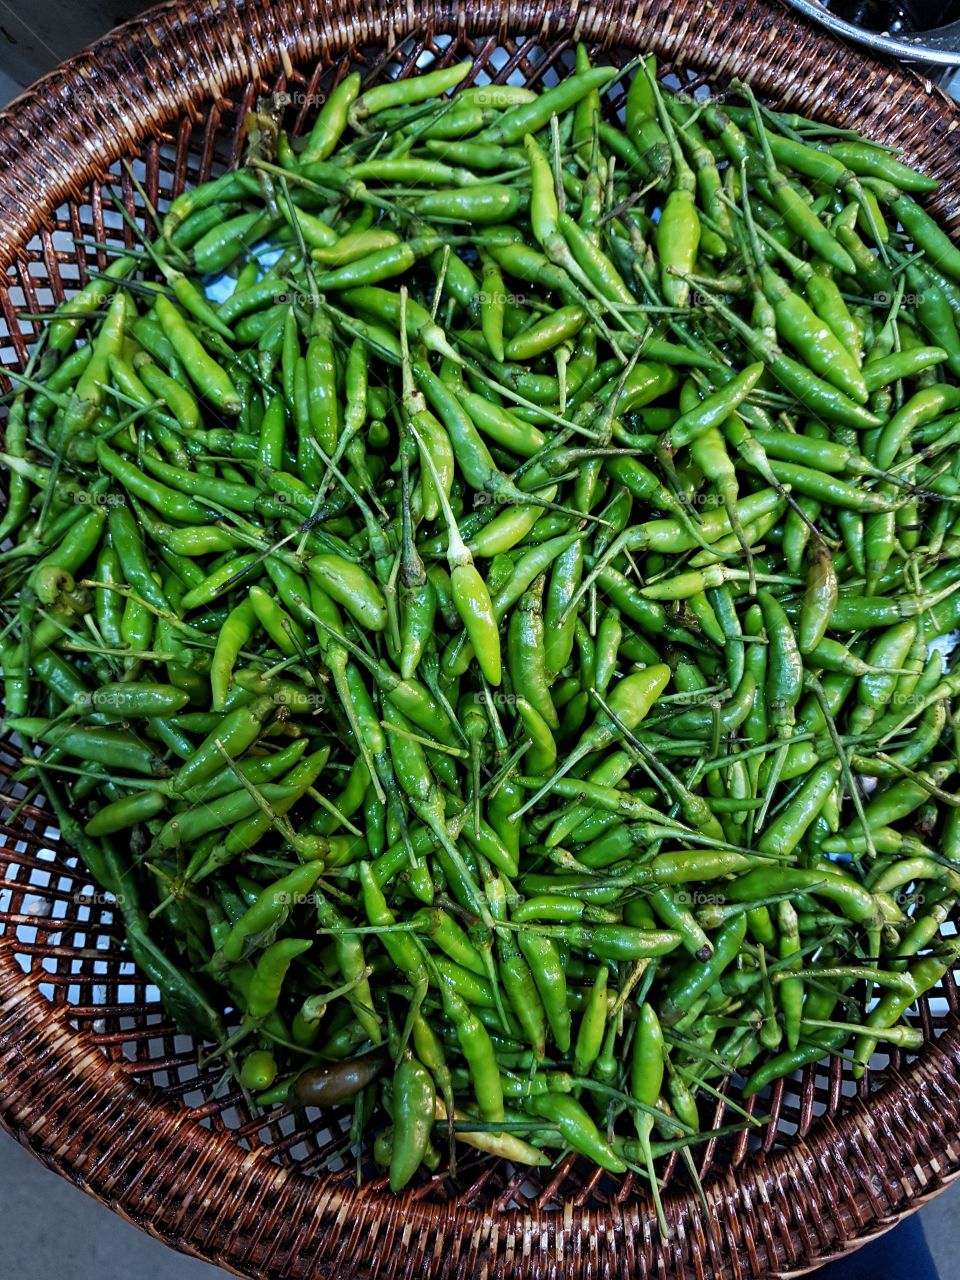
[1,2,960,1276]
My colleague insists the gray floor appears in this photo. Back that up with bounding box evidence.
[0,4,959,1277]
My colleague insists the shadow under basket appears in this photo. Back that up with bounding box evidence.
[1,1,960,1276]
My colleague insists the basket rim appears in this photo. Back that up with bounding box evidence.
[0,0,959,271]
[2,1,960,1277]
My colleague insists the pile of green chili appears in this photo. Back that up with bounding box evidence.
[4,50,960,1206]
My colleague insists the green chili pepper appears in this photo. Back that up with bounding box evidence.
[154,296,242,414]
[524,1092,626,1172]
[389,1055,436,1189]
[302,72,362,164]
[476,67,617,147]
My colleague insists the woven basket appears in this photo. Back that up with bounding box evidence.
[2,1,960,1276]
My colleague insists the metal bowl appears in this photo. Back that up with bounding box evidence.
[785,0,960,63]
